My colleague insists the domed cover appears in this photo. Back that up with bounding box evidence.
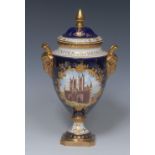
[53,9,106,58]
[57,26,102,45]
[57,9,102,44]
[63,27,98,38]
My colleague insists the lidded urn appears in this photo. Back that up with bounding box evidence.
[41,9,118,146]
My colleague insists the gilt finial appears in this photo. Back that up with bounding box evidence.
[75,9,85,28]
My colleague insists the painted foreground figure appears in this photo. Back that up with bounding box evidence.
[41,9,118,146]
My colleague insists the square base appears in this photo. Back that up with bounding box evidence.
[60,132,95,147]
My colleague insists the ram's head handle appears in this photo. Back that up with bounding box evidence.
[41,42,54,77]
[106,44,118,77]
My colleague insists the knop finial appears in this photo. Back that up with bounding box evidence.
[75,9,85,28]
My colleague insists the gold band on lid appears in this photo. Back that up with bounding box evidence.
[58,42,102,49]
[76,9,85,28]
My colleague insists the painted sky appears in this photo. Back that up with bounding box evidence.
[59,70,101,96]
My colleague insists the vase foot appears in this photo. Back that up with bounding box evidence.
[60,131,95,146]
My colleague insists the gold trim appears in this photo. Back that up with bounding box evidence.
[56,62,104,111]
[106,44,118,77]
[72,115,85,123]
[58,40,102,45]
[58,41,102,48]
[75,9,85,29]
[60,139,95,146]
[41,42,54,77]
[60,132,95,147]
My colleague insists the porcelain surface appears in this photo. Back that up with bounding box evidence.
[41,9,118,146]
[53,47,107,58]
[53,56,107,111]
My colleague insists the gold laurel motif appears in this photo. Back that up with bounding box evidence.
[41,42,54,77]
[75,63,88,72]
[106,44,118,77]
[56,62,104,110]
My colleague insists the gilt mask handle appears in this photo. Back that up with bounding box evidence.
[41,42,54,78]
[106,44,118,77]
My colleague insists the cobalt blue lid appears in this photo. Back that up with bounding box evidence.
[63,27,98,38]
[61,9,99,38]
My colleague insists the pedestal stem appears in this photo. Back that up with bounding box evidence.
[70,114,89,135]
[60,110,95,146]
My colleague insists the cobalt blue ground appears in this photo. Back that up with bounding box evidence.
[63,27,98,38]
[52,56,107,115]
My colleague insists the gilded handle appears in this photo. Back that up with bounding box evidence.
[106,44,118,77]
[41,42,54,77]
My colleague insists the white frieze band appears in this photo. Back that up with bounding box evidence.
[53,47,107,58]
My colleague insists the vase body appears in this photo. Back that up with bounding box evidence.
[53,56,107,112]
[41,9,118,146]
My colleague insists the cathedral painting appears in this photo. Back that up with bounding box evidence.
[64,74,92,103]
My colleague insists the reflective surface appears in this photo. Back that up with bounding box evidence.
[53,56,107,112]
